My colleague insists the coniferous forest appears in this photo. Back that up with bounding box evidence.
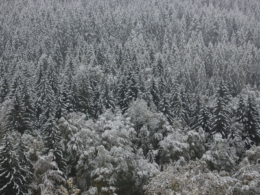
[1,0,260,194]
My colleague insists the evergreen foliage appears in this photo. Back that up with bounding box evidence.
[211,82,231,139]
[0,135,32,195]
[0,0,260,194]
[42,117,66,172]
[244,96,260,147]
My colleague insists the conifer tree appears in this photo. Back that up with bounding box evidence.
[158,77,166,97]
[125,72,140,104]
[91,87,103,119]
[4,92,30,134]
[117,76,129,113]
[17,139,33,186]
[0,136,31,195]
[76,73,91,115]
[146,145,155,163]
[197,105,211,135]
[59,56,77,115]
[158,96,174,124]
[189,96,201,129]
[36,76,56,125]
[43,117,66,172]
[244,96,260,147]
[47,57,59,95]
[150,79,160,107]
[211,82,231,139]
[102,84,115,112]
[0,78,9,103]
[153,56,164,77]
[236,96,247,125]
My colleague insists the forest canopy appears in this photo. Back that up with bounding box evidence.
[0,0,260,194]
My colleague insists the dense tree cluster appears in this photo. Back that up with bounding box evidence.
[0,0,260,194]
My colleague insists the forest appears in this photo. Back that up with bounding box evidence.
[0,0,260,194]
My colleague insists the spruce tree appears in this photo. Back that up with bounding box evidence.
[91,87,103,119]
[0,77,9,103]
[125,72,139,104]
[0,136,31,195]
[116,76,129,113]
[146,145,155,163]
[211,82,231,139]
[17,140,33,187]
[102,84,115,112]
[244,96,260,147]
[191,97,211,135]
[158,96,174,124]
[197,105,211,134]
[43,117,66,172]
[236,95,247,125]
[60,58,76,114]
[47,57,59,95]
[36,76,56,125]
[76,74,91,115]
[5,92,30,134]
[150,79,160,107]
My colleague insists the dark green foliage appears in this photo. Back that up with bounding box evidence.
[102,84,115,112]
[0,0,260,193]
[211,82,231,139]
[236,96,247,125]
[17,140,34,182]
[146,145,155,163]
[150,79,160,107]
[76,74,91,115]
[0,78,9,103]
[125,72,140,104]
[36,77,56,125]
[153,57,164,77]
[116,76,129,113]
[244,96,260,147]
[191,97,211,135]
[158,96,174,124]
[5,93,31,134]
[0,136,32,195]
[42,117,66,172]
[91,88,103,119]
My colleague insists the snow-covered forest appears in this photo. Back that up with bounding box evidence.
[0,0,260,194]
